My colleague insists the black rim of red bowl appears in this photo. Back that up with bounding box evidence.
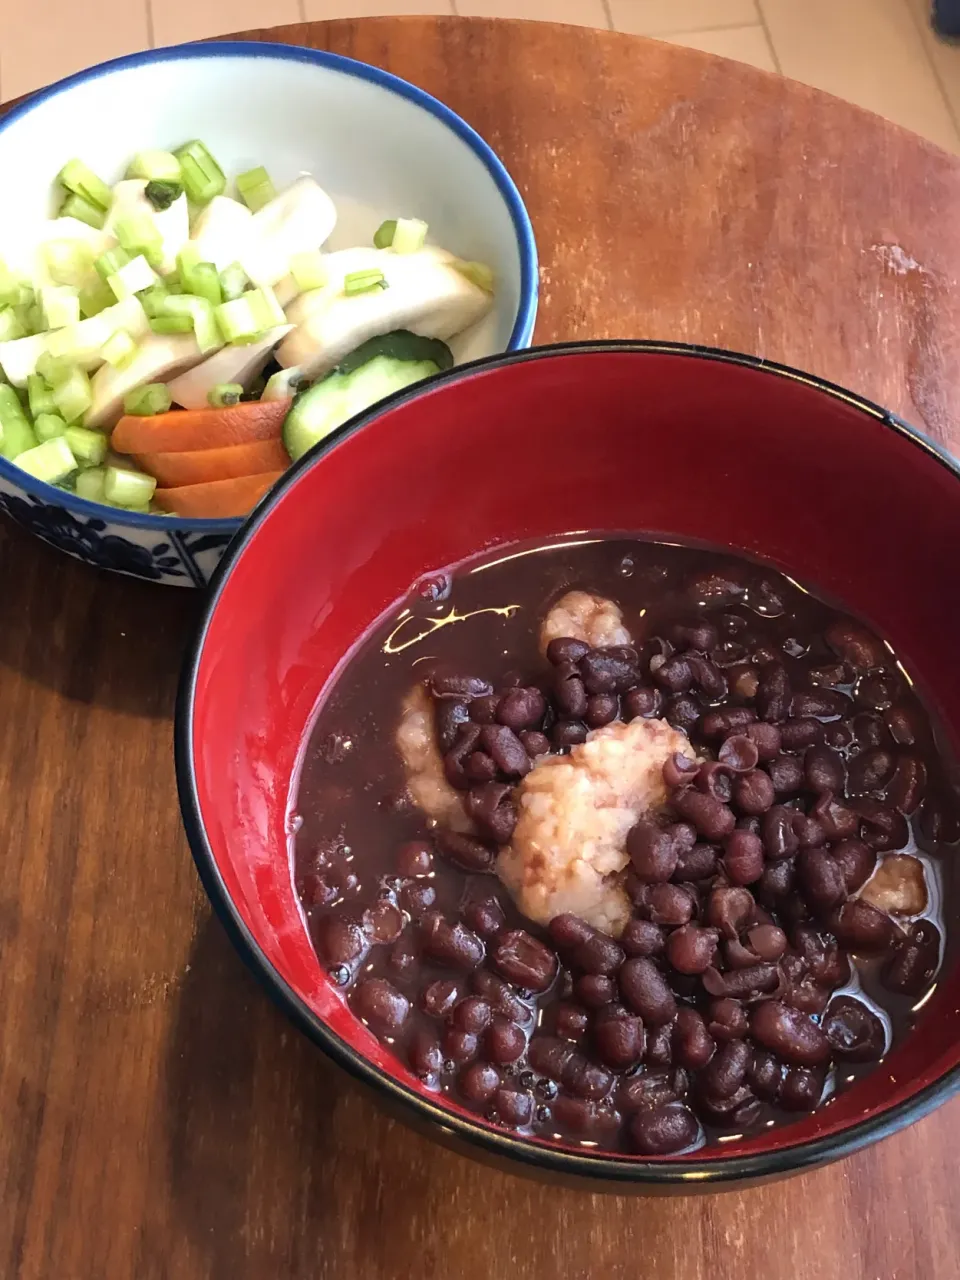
[175,339,960,1187]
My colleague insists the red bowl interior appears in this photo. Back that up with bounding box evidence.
[182,343,960,1181]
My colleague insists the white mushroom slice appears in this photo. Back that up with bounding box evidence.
[539,591,633,655]
[189,195,255,274]
[240,176,337,288]
[165,325,292,409]
[87,333,205,428]
[859,854,928,916]
[104,179,189,276]
[276,246,491,380]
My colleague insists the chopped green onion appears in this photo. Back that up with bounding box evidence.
[64,425,108,467]
[0,307,26,342]
[186,262,223,308]
[95,247,131,280]
[34,412,68,443]
[41,286,80,330]
[36,352,73,385]
[343,269,387,296]
[14,435,76,484]
[59,192,107,230]
[75,466,107,502]
[27,374,55,418]
[44,240,96,287]
[150,315,193,335]
[453,259,495,293]
[290,251,327,292]
[392,218,428,254]
[127,150,181,183]
[78,277,115,319]
[373,219,397,249]
[219,262,249,302]
[236,165,276,213]
[114,211,163,269]
[207,382,243,408]
[144,179,183,212]
[161,295,219,353]
[0,384,37,459]
[101,329,136,368]
[57,159,113,211]
[51,366,93,424]
[174,140,226,206]
[123,383,172,416]
[214,296,260,344]
[104,464,157,508]
[107,255,158,302]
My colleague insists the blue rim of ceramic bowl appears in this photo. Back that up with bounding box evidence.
[0,38,539,534]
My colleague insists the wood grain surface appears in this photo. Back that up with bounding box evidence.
[2,17,960,1279]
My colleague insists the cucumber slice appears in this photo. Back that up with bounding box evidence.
[281,330,452,463]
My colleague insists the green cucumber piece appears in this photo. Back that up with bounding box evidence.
[281,330,452,463]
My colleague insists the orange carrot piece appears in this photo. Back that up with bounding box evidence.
[135,439,290,487]
[153,471,285,519]
[112,399,290,454]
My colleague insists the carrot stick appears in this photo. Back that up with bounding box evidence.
[153,471,285,518]
[112,399,290,454]
[135,439,289,487]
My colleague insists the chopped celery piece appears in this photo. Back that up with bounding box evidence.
[59,193,106,230]
[247,286,285,331]
[75,466,107,502]
[392,218,428,254]
[236,166,276,213]
[57,159,112,211]
[138,286,170,319]
[123,383,171,416]
[344,269,387,296]
[36,352,73,385]
[127,150,181,182]
[41,286,80,329]
[44,241,96,287]
[103,464,157,508]
[177,243,203,288]
[34,412,68,442]
[373,219,397,249]
[15,435,76,484]
[290,251,326,292]
[114,211,163,269]
[174,140,226,206]
[52,366,93,424]
[453,259,495,293]
[220,262,248,302]
[0,384,37,459]
[0,260,20,307]
[96,247,131,280]
[150,315,193,335]
[161,294,219,353]
[187,263,222,307]
[107,255,158,302]
[261,368,305,401]
[27,374,55,418]
[0,307,26,342]
[79,277,115,318]
[101,329,136,368]
[64,425,108,467]
[215,296,260,344]
[208,382,243,408]
[144,180,183,212]
[23,302,47,335]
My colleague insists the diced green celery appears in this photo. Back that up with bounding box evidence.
[174,140,226,206]
[161,295,219,353]
[219,262,248,302]
[0,260,20,307]
[453,259,495,293]
[57,159,113,211]
[101,329,136,368]
[107,255,158,302]
[261,368,305,401]
[127,150,181,182]
[0,383,37,459]
[187,263,222,307]
[122,383,171,416]
[247,286,285,331]
[214,296,260,344]
[176,243,204,294]
[27,374,55,418]
[34,412,68,443]
[59,193,106,230]
[373,219,397,249]
[103,464,157,508]
[208,382,243,408]
[64,425,108,467]
[52,366,93,424]
[0,307,26,342]
[44,240,96,287]
[75,466,107,502]
[78,277,115,318]
[236,165,276,213]
[41,286,80,329]
[24,302,47,335]
[137,285,170,320]
[36,352,73,386]
[392,218,428,254]
[15,435,76,483]
[114,211,163,269]
[150,315,193,335]
[343,269,387,296]
[290,251,326,292]
[96,247,131,280]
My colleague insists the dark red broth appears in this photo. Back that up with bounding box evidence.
[290,536,958,1155]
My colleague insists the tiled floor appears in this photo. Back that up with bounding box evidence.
[0,0,958,153]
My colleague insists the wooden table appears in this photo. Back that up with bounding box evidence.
[3,17,960,1279]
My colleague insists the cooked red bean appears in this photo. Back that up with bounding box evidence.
[436,829,496,873]
[553,662,589,717]
[665,694,701,733]
[757,662,791,722]
[619,958,678,1024]
[495,1087,534,1127]
[554,1002,590,1041]
[733,768,776,815]
[575,974,617,1008]
[791,811,826,849]
[452,996,493,1034]
[630,1103,700,1155]
[804,744,845,794]
[674,790,736,841]
[675,842,719,882]
[469,694,501,724]
[797,848,847,913]
[316,917,366,969]
[352,978,410,1035]
[465,784,517,844]
[478,724,531,778]
[396,840,433,877]
[653,654,693,693]
[420,979,462,1019]
[703,963,779,1000]
[581,693,617,727]
[718,734,760,772]
[722,830,764,885]
[761,805,800,860]
[430,669,493,699]
[420,913,485,970]
[593,1008,645,1068]
[694,761,734,802]
[746,924,788,961]
[685,655,727,699]
[853,799,909,851]
[751,1000,830,1066]
[408,1027,443,1078]
[621,919,666,957]
[627,819,679,882]
[461,894,506,939]
[580,651,638,694]
[766,755,804,796]
[829,838,876,893]
[748,1050,782,1099]
[700,1039,751,1099]
[496,687,546,731]
[623,686,664,719]
[443,723,483,789]
[701,707,758,739]
[706,997,749,1043]
[551,719,589,748]
[490,930,558,992]
[442,1027,480,1064]
[435,699,472,751]
[704,885,754,938]
[779,718,823,751]
[465,751,498,783]
[546,637,590,665]
[471,970,533,1024]
[459,1061,501,1104]
[822,996,886,1061]
[757,859,795,904]
[519,729,551,758]
[672,1008,716,1069]
[363,900,404,944]
[882,920,941,994]
[886,754,927,814]
[648,883,697,927]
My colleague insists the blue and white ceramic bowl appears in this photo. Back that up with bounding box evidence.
[0,41,538,586]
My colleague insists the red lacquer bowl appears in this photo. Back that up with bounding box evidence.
[176,342,960,1190]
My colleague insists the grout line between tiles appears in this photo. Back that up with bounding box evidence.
[753,3,783,74]
[145,0,156,49]
[297,0,307,23]
[657,20,781,38]
[600,0,614,31]
[901,0,960,137]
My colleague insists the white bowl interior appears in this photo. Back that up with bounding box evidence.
[0,47,527,362]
